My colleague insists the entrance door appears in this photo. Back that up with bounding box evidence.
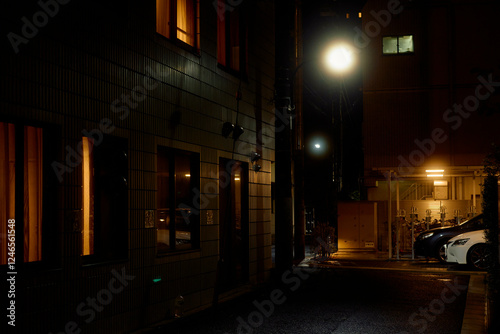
[219,159,249,289]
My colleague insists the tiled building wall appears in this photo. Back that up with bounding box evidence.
[1,0,274,333]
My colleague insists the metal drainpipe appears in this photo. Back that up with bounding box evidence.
[388,170,392,259]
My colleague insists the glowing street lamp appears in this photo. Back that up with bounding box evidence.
[308,135,329,158]
[320,42,357,234]
[324,43,356,74]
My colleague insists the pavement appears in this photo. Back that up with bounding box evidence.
[134,248,489,333]
[299,249,488,333]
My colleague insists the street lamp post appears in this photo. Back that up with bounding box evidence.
[275,0,295,273]
[323,43,356,229]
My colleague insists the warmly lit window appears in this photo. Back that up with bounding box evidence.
[81,136,128,262]
[0,123,43,264]
[157,147,199,253]
[82,137,94,256]
[383,35,414,54]
[156,0,200,50]
[217,0,247,74]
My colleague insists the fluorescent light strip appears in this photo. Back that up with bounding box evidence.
[426,169,444,173]
[427,174,443,178]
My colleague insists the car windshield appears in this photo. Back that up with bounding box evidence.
[458,215,482,227]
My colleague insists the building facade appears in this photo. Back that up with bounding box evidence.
[360,0,500,237]
[1,0,275,332]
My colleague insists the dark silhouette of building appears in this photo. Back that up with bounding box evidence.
[360,0,500,249]
[0,1,275,332]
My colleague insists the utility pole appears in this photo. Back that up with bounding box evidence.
[293,0,305,264]
[275,0,295,273]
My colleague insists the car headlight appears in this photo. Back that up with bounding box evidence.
[421,232,434,239]
[452,238,470,246]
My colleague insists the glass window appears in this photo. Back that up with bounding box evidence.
[0,122,53,265]
[82,137,94,256]
[24,125,43,262]
[157,147,199,253]
[217,0,247,75]
[0,123,15,265]
[398,35,414,53]
[382,37,398,54]
[156,0,200,50]
[81,136,128,262]
[383,35,414,55]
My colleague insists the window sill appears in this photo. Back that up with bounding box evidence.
[217,63,248,81]
[81,256,129,268]
[156,248,201,258]
[155,33,201,57]
[382,52,415,56]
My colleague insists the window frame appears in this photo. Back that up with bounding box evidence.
[156,146,200,254]
[382,35,414,55]
[0,120,61,270]
[81,135,128,265]
[156,0,201,54]
[217,0,248,78]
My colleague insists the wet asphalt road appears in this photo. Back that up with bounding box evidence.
[150,268,469,334]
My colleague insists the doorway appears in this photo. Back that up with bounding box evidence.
[219,158,249,289]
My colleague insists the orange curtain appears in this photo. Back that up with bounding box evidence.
[82,137,94,256]
[217,0,226,66]
[229,7,240,71]
[24,126,43,262]
[0,123,16,265]
[177,0,195,46]
[156,0,171,38]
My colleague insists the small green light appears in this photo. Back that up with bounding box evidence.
[153,278,162,283]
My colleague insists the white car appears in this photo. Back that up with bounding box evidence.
[445,229,492,270]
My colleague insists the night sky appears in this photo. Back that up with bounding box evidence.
[302,0,366,222]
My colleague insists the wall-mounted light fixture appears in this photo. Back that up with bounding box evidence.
[221,122,244,140]
[250,152,261,162]
[232,125,244,140]
[222,122,234,138]
[426,169,444,178]
[250,152,262,172]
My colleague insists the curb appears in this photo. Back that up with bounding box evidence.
[461,274,487,333]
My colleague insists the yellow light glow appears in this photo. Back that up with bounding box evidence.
[427,174,443,178]
[325,43,355,74]
[434,180,448,186]
[82,137,94,256]
[185,174,191,177]
[234,177,241,181]
[358,12,362,18]
[426,169,444,173]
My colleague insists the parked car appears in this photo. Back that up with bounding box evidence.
[413,214,484,262]
[445,229,492,270]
